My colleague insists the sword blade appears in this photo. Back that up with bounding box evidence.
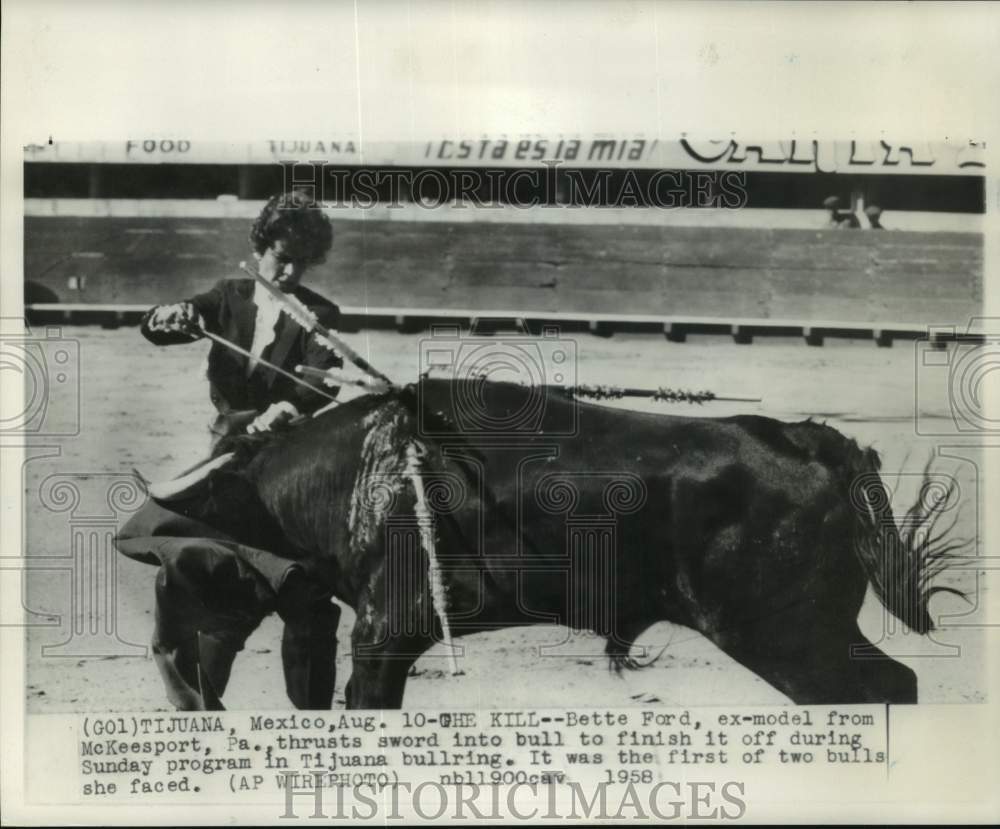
[195,327,339,404]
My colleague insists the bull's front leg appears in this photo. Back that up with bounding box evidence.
[345,588,435,709]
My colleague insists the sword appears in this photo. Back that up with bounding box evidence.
[190,325,340,404]
[240,262,395,388]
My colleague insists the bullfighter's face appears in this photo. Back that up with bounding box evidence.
[256,238,308,292]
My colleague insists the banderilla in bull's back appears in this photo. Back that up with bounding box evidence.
[563,384,761,404]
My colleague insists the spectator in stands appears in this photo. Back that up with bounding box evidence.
[865,204,885,230]
[823,195,860,229]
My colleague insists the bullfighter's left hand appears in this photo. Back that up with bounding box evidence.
[247,401,299,434]
[148,301,200,333]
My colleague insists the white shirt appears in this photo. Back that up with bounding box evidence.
[246,282,283,376]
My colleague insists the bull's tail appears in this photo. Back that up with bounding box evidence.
[850,450,968,634]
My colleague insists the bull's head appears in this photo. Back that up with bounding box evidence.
[132,437,284,550]
[133,408,275,504]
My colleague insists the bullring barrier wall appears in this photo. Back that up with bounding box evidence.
[24,215,982,337]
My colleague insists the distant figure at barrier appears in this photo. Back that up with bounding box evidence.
[865,204,885,230]
[822,196,860,229]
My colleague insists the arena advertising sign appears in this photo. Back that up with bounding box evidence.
[24,136,986,175]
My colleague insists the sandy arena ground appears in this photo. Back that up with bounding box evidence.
[24,326,986,711]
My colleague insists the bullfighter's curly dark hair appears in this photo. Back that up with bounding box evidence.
[249,189,334,264]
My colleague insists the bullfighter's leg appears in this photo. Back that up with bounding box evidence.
[151,542,275,710]
[278,577,342,709]
[345,651,422,710]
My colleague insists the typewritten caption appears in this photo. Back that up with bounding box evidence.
[71,707,888,800]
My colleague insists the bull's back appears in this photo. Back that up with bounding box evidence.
[440,399,851,587]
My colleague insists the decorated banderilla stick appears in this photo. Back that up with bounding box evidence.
[564,384,762,404]
[240,262,395,388]
[296,364,390,393]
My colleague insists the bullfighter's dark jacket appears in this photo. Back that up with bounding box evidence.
[140,277,344,415]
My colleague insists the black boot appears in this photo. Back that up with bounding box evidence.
[195,631,243,710]
[151,635,208,711]
[278,570,341,709]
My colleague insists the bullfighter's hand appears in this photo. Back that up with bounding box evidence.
[148,302,200,332]
[247,401,299,434]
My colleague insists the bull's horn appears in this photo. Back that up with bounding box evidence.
[131,467,151,494]
[147,452,235,502]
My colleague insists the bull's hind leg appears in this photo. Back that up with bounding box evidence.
[705,617,870,704]
[845,628,917,704]
[707,619,916,704]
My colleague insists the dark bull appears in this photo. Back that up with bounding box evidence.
[119,379,963,708]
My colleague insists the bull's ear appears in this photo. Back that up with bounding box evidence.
[202,469,276,544]
[206,469,266,517]
[206,468,246,497]
[195,470,248,532]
